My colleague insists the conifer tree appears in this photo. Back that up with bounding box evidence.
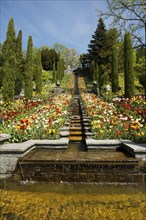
[57,60,60,83]
[95,63,99,88]
[2,18,16,102]
[60,58,65,80]
[25,36,33,99]
[57,59,64,83]
[52,61,56,83]
[92,60,96,81]
[0,43,4,88]
[15,30,23,95]
[124,32,134,98]
[35,49,42,93]
[111,44,119,93]
[87,18,110,89]
[88,18,107,65]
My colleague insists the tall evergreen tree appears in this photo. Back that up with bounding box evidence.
[35,49,42,93]
[87,18,110,91]
[89,60,96,81]
[0,43,4,88]
[25,36,33,99]
[60,58,65,80]
[124,32,134,98]
[52,61,56,83]
[2,18,16,102]
[111,44,119,93]
[57,60,60,82]
[15,30,23,95]
[88,18,107,65]
[57,59,65,83]
[95,63,99,86]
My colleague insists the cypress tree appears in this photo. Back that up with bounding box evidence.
[57,60,61,83]
[0,43,4,88]
[35,49,42,93]
[56,59,65,83]
[124,32,134,98]
[2,18,16,102]
[111,44,119,93]
[15,30,23,95]
[60,58,65,80]
[25,36,33,99]
[52,61,56,83]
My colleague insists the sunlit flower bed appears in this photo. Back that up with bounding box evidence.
[0,94,71,143]
[82,93,146,143]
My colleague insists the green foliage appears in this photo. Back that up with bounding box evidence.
[111,44,119,93]
[134,56,145,90]
[0,48,4,88]
[56,59,65,82]
[24,36,33,99]
[53,43,66,54]
[15,30,23,95]
[41,48,59,70]
[60,58,65,80]
[52,62,56,83]
[35,49,42,93]
[60,73,69,89]
[42,70,52,82]
[118,42,124,73]
[2,18,16,102]
[57,60,60,82]
[89,60,95,81]
[124,32,134,98]
[88,18,107,65]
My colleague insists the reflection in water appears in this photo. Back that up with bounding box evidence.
[0,182,146,220]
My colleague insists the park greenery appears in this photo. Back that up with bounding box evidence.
[0,0,145,144]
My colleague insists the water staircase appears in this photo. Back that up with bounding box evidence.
[17,74,146,184]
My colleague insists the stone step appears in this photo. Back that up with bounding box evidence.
[18,160,143,183]
[70,127,83,130]
[70,124,82,127]
[71,119,82,123]
[70,131,83,135]
[69,136,84,141]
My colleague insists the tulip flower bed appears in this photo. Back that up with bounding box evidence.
[0,94,71,143]
[82,93,146,143]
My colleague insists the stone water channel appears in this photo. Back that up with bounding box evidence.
[13,74,146,184]
[0,74,146,220]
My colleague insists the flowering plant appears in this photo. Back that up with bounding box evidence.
[82,93,146,143]
[0,94,71,143]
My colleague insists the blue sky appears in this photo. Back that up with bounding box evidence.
[1,0,109,54]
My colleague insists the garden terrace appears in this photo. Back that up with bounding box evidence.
[0,74,146,183]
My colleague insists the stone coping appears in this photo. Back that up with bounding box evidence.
[122,140,146,159]
[86,139,121,146]
[122,140,146,151]
[0,138,69,154]
[0,133,11,143]
[86,139,146,159]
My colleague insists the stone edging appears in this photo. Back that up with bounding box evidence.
[86,138,146,160]
[0,137,69,179]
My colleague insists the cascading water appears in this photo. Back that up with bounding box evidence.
[15,73,145,184]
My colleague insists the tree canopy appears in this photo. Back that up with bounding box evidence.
[97,0,146,47]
